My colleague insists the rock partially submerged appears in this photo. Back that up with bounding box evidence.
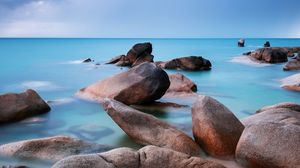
[237,108,300,168]
[76,62,170,105]
[167,73,197,93]
[192,96,244,157]
[280,73,300,92]
[0,89,50,124]
[156,56,212,71]
[283,59,300,71]
[53,145,225,168]
[246,47,300,63]
[263,41,270,47]
[238,39,245,47]
[0,136,114,162]
[106,42,153,67]
[256,102,300,113]
[249,47,288,63]
[103,99,201,156]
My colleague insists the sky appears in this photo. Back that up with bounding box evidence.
[0,0,300,38]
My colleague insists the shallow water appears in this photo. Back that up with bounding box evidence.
[0,38,300,167]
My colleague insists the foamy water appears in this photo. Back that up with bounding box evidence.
[230,56,271,67]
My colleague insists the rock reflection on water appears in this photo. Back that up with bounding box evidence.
[67,124,114,141]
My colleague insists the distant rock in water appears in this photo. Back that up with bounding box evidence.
[238,38,245,47]
[53,145,225,168]
[106,42,154,67]
[82,58,93,63]
[263,41,270,47]
[76,62,170,105]
[250,47,288,63]
[156,56,212,71]
[280,73,300,92]
[245,47,300,64]
[0,89,50,124]
[0,136,114,162]
[283,58,300,71]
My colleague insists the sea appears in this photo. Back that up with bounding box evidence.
[0,38,299,167]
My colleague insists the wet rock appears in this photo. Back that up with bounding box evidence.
[192,96,244,157]
[0,89,50,124]
[103,99,201,156]
[0,136,114,162]
[237,108,300,168]
[283,59,300,71]
[107,43,153,67]
[83,58,93,63]
[250,47,288,63]
[77,62,170,105]
[263,41,270,47]
[256,102,300,113]
[167,73,197,93]
[132,54,154,67]
[156,56,212,71]
[280,73,300,92]
[238,39,245,47]
[52,145,225,168]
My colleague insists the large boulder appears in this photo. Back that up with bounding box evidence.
[167,73,197,93]
[0,89,50,123]
[156,56,212,71]
[0,136,114,162]
[250,47,288,63]
[192,96,244,157]
[283,59,300,71]
[280,73,300,92]
[256,102,300,113]
[103,99,201,156]
[76,62,170,105]
[237,108,300,168]
[52,145,225,168]
[106,42,153,67]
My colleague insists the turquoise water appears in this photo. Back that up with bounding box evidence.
[0,38,300,167]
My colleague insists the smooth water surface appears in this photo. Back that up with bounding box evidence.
[0,38,299,167]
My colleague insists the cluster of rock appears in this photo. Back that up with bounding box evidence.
[243,47,300,64]
[106,42,153,67]
[107,42,212,71]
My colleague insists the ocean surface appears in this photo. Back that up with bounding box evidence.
[0,38,300,167]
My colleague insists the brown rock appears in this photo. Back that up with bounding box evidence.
[126,42,152,64]
[237,108,300,168]
[76,62,170,105]
[280,73,300,92]
[192,96,244,157]
[106,55,124,64]
[0,136,114,162]
[156,56,212,71]
[0,89,50,123]
[52,145,225,168]
[103,99,201,156]
[283,59,300,71]
[167,73,197,93]
[132,54,154,67]
[256,102,300,113]
[250,47,288,63]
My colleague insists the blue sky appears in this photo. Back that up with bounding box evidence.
[0,0,300,38]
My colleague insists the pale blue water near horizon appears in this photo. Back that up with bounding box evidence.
[0,38,300,167]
